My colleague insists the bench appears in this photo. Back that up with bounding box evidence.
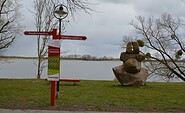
[45,78,80,85]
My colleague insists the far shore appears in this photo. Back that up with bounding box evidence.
[0,56,120,61]
[1,56,185,62]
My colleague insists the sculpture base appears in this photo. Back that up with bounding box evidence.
[112,65,148,86]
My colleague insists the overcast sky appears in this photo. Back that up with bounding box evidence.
[4,0,185,58]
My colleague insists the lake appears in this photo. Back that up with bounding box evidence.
[0,59,183,82]
[0,59,121,80]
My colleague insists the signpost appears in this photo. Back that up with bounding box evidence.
[24,30,87,40]
[24,31,52,35]
[24,29,87,106]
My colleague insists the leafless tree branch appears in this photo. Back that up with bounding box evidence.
[129,13,185,81]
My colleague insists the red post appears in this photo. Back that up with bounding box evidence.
[52,29,58,39]
[50,81,56,106]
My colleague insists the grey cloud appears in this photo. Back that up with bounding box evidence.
[101,0,131,4]
[101,0,185,17]
[4,0,185,58]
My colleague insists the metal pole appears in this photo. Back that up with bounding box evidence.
[56,18,62,98]
[59,18,62,38]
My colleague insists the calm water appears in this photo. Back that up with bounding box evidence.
[0,59,121,80]
[0,59,183,82]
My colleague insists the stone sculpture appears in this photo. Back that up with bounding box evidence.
[112,41,148,86]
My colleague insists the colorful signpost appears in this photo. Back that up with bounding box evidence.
[24,29,87,106]
[48,40,61,81]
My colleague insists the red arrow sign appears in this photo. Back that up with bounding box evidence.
[24,31,53,35]
[59,35,87,40]
[24,29,87,40]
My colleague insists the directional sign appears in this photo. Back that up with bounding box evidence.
[59,35,87,40]
[24,31,52,35]
[24,29,87,40]
[24,28,87,107]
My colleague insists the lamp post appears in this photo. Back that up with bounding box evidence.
[54,4,68,98]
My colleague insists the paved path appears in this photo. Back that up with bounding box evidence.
[1,109,184,113]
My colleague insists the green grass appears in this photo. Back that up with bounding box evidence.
[0,79,184,112]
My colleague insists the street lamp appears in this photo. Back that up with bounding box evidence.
[54,4,69,98]
[54,4,69,38]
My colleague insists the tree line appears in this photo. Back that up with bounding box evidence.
[62,54,115,61]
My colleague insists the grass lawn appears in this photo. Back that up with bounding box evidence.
[0,79,184,112]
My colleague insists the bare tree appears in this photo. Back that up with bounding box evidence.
[130,13,185,81]
[143,59,178,82]
[0,0,21,53]
[121,35,135,49]
[33,0,56,79]
[33,0,93,79]
[65,0,95,17]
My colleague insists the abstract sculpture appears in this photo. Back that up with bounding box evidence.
[112,41,148,86]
